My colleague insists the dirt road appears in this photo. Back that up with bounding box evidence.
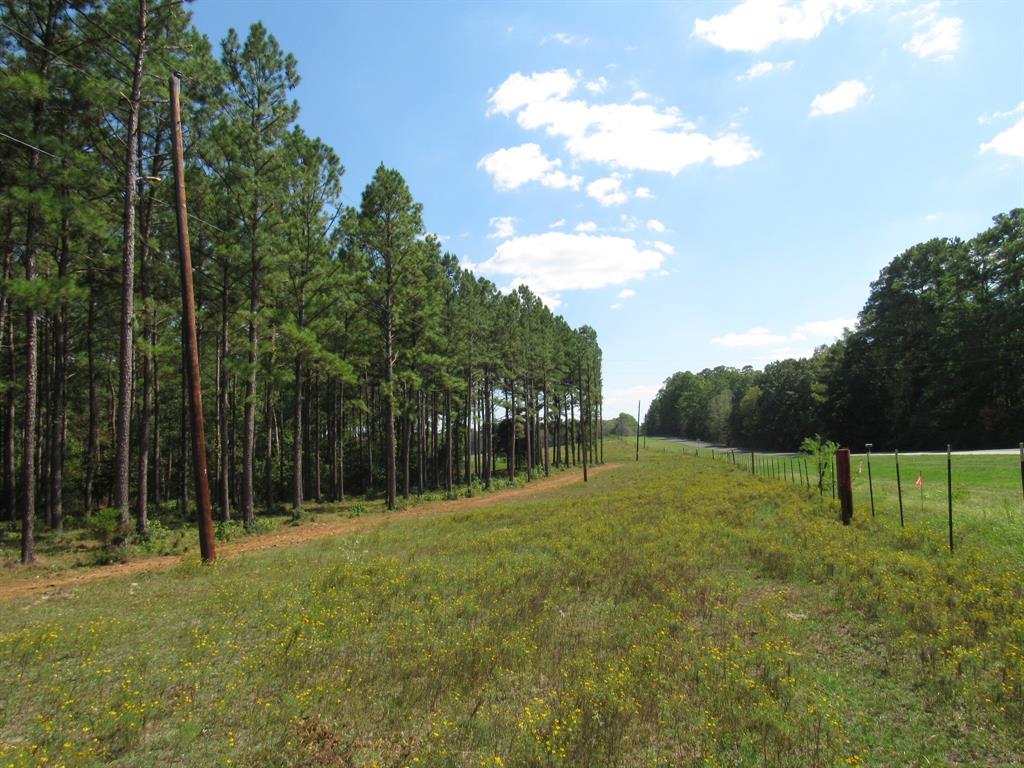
[0,464,620,604]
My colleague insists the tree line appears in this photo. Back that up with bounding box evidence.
[645,210,1023,451]
[1,0,604,563]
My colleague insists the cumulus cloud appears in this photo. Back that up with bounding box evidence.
[693,0,867,53]
[478,232,664,304]
[981,117,1024,158]
[487,70,577,116]
[487,216,516,239]
[652,241,675,254]
[634,186,654,199]
[477,143,582,191]
[486,69,759,174]
[809,80,869,116]
[646,218,666,232]
[712,318,855,348]
[610,303,623,310]
[903,4,962,61]
[737,60,795,80]
[587,176,629,206]
[618,288,636,299]
[549,218,567,229]
[574,221,598,233]
[584,76,608,94]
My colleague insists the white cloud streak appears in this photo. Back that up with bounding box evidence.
[487,216,517,239]
[981,117,1024,158]
[693,0,868,53]
[486,70,759,175]
[587,176,629,206]
[809,80,869,116]
[477,143,582,191]
[712,318,855,348]
[737,60,795,80]
[478,232,665,304]
[903,7,962,61]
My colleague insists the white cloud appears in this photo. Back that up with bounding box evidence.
[693,0,868,53]
[713,317,855,348]
[646,218,666,232]
[575,220,598,233]
[737,60,795,80]
[904,10,962,61]
[634,186,653,199]
[619,214,640,232]
[549,218,567,229]
[712,327,791,348]
[487,69,578,116]
[981,117,1024,158]
[630,90,652,101]
[584,76,608,94]
[793,318,855,337]
[809,80,869,116]
[542,32,588,47]
[487,216,517,239]
[477,143,582,191]
[487,69,760,174]
[652,241,675,255]
[618,288,636,299]
[587,176,629,206]
[610,303,623,310]
[478,232,665,303]
[978,101,1024,125]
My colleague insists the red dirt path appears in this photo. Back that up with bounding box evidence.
[1,464,619,604]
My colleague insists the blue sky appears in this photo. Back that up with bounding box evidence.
[190,0,1024,418]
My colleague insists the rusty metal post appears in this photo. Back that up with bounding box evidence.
[947,444,954,553]
[895,449,904,528]
[170,73,215,562]
[865,443,875,517]
[836,448,853,525]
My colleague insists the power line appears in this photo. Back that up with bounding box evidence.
[0,130,61,160]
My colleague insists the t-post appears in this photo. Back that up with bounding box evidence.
[836,448,853,525]
[895,448,904,527]
[865,443,875,517]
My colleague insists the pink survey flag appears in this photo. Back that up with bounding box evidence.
[915,474,923,487]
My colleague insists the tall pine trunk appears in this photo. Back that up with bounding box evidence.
[114,0,148,527]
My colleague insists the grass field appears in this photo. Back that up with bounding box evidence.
[0,468,532,586]
[648,437,1024,558]
[2,438,1023,767]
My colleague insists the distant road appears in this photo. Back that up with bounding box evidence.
[649,437,1021,457]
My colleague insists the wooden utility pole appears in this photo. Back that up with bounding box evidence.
[170,73,215,562]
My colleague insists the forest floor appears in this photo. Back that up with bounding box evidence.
[0,463,618,604]
[2,438,1022,767]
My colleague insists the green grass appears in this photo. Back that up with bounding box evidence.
[2,439,1023,767]
[648,437,1024,558]
[0,465,536,584]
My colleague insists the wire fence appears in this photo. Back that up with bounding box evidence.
[678,440,1024,554]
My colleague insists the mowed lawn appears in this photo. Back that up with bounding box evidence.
[2,440,1023,767]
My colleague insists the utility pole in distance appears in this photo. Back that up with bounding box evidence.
[170,73,215,562]
[635,400,641,461]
